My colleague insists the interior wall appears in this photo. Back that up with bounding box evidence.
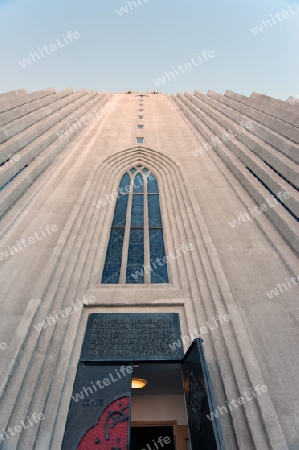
[131,394,188,425]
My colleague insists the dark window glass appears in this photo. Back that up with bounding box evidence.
[148,195,162,227]
[133,174,144,193]
[101,229,125,283]
[112,194,129,227]
[126,229,144,283]
[131,194,144,227]
[119,173,131,191]
[101,168,168,284]
[147,174,158,193]
[149,229,169,283]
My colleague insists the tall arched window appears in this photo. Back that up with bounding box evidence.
[101,166,169,284]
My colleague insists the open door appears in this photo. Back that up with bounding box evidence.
[181,339,225,450]
[62,363,132,449]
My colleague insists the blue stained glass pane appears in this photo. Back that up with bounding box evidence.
[126,229,144,283]
[147,174,158,193]
[142,168,148,174]
[133,173,144,193]
[119,173,131,191]
[149,229,169,283]
[112,194,129,227]
[148,194,162,227]
[131,195,144,227]
[101,229,125,283]
[130,168,136,174]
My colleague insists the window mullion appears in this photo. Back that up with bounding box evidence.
[144,175,150,283]
[119,179,133,283]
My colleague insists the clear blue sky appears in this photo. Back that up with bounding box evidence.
[0,0,298,99]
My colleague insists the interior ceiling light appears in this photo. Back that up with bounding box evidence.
[131,378,147,389]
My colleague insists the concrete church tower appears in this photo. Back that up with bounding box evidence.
[0,87,298,449]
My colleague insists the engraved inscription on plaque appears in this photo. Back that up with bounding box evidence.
[81,313,183,362]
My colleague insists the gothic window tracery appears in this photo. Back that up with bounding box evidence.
[101,166,168,284]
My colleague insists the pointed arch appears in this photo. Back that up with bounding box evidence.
[101,161,168,284]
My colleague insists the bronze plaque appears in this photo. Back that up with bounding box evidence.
[80,313,183,362]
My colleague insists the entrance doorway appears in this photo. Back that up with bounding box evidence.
[131,426,175,450]
[131,363,189,450]
[62,313,224,449]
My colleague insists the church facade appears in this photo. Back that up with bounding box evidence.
[0,87,298,449]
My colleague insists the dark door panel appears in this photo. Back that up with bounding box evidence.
[181,339,225,450]
[62,363,132,449]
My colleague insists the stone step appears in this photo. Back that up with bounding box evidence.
[0,89,85,144]
[286,96,299,108]
[0,88,73,128]
[0,88,55,114]
[249,92,299,127]
[26,167,109,449]
[174,93,299,280]
[0,90,97,163]
[0,93,106,190]
[0,89,27,101]
[0,89,30,113]
[0,94,110,217]
[202,90,299,162]
[225,91,299,128]
[0,92,94,191]
[178,93,299,217]
[0,299,41,398]
[189,91,299,188]
[172,94,299,254]
[0,136,111,437]
[0,151,103,444]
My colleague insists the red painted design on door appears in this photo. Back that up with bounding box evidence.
[78,396,130,449]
